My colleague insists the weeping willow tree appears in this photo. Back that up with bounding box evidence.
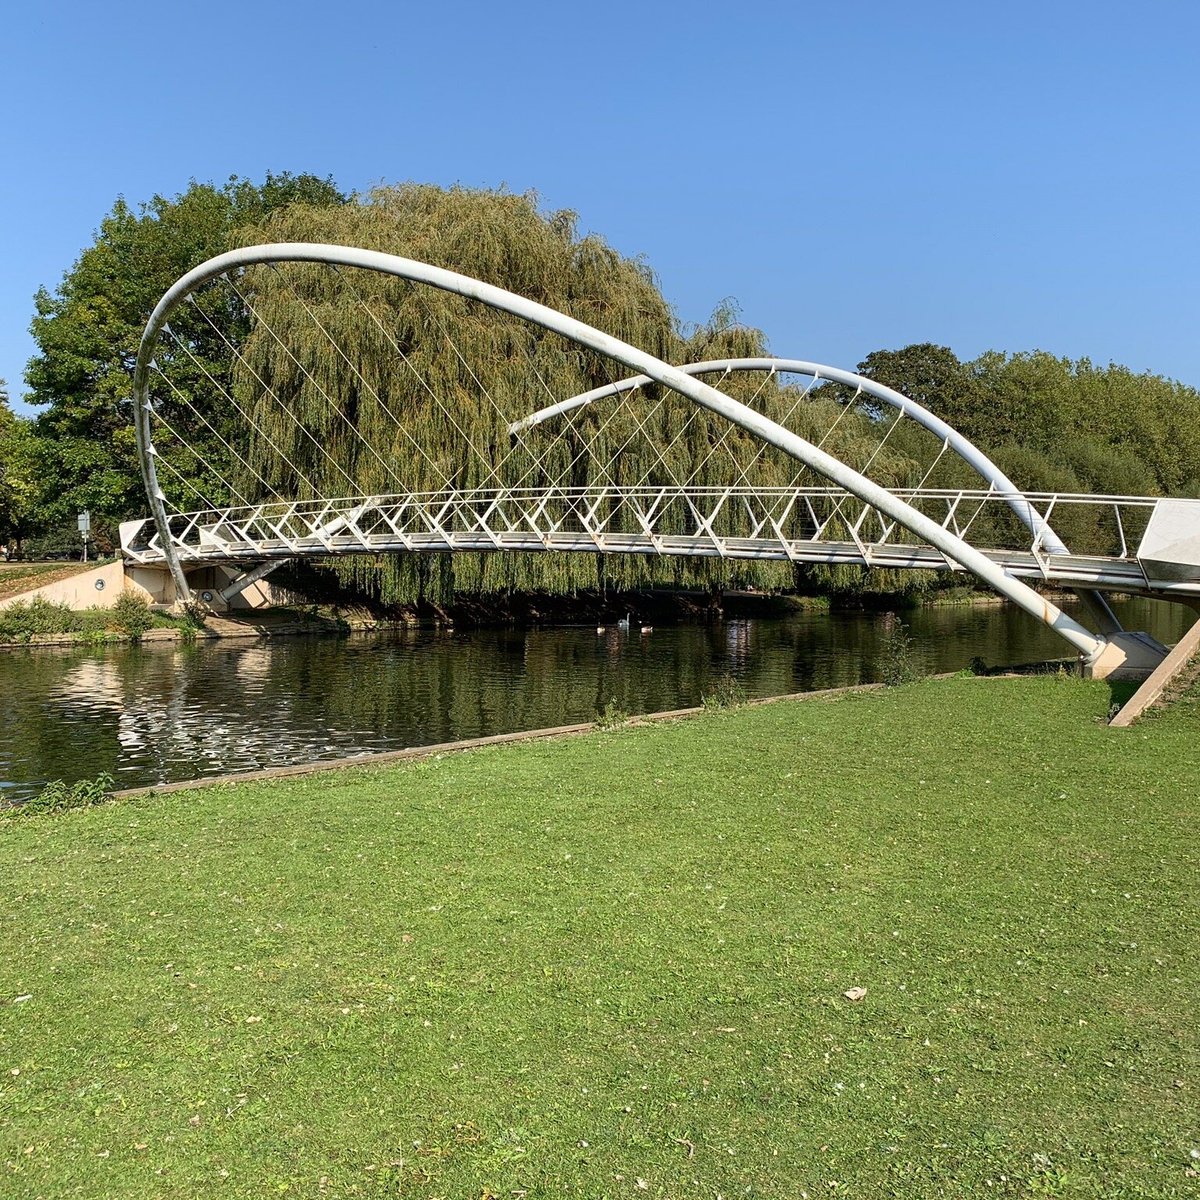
[227,185,921,606]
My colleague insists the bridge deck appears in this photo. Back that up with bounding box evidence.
[118,487,1200,599]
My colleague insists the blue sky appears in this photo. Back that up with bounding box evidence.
[4,0,1198,414]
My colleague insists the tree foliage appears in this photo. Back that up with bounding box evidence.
[18,176,1200,607]
[0,386,43,554]
[854,343,1200,499]
[25,173,345,525]
[224,185,917,603]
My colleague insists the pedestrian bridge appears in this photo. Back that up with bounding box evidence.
[122,243,1200,678]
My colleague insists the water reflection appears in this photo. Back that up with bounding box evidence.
[1,597,1191,801]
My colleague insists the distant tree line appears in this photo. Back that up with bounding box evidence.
[3,175,1197,605]
[849,343,1200,499]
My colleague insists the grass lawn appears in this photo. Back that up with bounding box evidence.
[2,675,1198,1198]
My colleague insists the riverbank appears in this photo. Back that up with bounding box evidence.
[2,597,1192,804]
[0,601,377,648]
[0,561,99,602]
[2,675,1197,1198]
[0,584,1112,649]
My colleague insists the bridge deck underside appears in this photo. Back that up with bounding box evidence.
[121,530,1191,598]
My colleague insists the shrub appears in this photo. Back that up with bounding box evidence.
[112,591,153,639]
[594,699,630,730]
[77,608,112,635]
[22,527,86,561]
[18,773,115,817]
[703,672,747,710]
[0,596,78,640]
[877,615,920,687]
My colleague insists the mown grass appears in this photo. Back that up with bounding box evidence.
[1,676,1198,1198]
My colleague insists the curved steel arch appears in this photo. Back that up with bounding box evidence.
[131,243,1106,659]
[515,359,1055,545]
[515,357,1122,636]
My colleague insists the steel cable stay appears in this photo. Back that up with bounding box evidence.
[153,331,291,506]
[674,367,778,493]
[143,404,252,512]
[816,404,909,545]
[870,438,953,547]
[632,369,789,548]
[390,284,585,544]
[502,354,686,498]
[502,342,706,546]
[561,366,925,549]
[581,363,773,544]
[165,301,326,502]
[183,287,362,498]
[502,357,623,539]
[514,368,854,546]
[221,274,410,496]
[520,361,1057,545]
[329,266,504,490]
[528,338,672,496]
[149,446,223,515]
[740,372,852,534]
[268,264,458,492]
[744,371,829,491]
[406,284,558,489]
[521,357,1124,633]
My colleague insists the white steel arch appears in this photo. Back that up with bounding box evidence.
[515,359,1058,547]
[130,243,1107,660]
[514,358,1122,635]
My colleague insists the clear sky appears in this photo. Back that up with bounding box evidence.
[4,0,1198,414]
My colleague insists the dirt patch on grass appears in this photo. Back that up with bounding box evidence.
[1161,646,1200,705]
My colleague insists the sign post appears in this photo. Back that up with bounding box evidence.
[77,511,90,564]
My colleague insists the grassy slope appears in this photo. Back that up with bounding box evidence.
[1,677,1197,1199]
[0,562,95,603]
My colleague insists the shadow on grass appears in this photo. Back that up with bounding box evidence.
[1106,678,1141,710]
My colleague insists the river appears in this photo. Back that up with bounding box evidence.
[0,597,1191,803]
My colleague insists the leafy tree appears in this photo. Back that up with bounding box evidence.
[33,174,1200,609]
[0,385,44,556]
[25,173,345,525]
[961,351,1200,498]
[855,343,981,423]
[848,344,1200,501]
[220,185,915,605]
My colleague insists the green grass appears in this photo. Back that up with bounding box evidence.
[2,676,1198,1198]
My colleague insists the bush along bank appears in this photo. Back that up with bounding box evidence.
[0,593,195,645]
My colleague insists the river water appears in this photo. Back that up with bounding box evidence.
[0,597,1191,803]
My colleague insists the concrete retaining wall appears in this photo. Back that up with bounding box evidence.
[1,561,292,613]
[0,561,127,611]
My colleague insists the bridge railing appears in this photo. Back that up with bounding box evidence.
[120,486,1161,573]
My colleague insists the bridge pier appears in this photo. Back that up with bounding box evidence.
[1084,631,1169,681]
[123,562,288,614]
